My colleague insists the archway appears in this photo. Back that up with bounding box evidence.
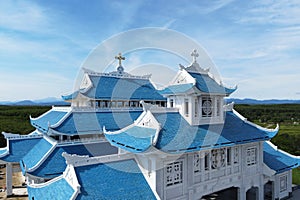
[201,187,238,200]
[246,187,259,200]
[264,181,274,200]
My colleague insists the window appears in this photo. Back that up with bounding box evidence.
[227,148,232,166]
[246,147,257,166]
[165,161,183,187]
[117,101,123,107]
[233,147,239,164]
[194,98,198,117]
[211,148,226,169]
[184,99,189,117]
[202,97,213,117]
[204,152,210,171]
[170,99,174,108]
[193,153,201,173]
[216,99,221,117]
[280,175,287,192]
[130,101,138,107]
[124,101,129,107]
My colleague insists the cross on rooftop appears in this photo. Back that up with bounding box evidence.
[115,53,125,66]
[191,49,199,63]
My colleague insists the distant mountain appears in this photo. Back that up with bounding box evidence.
[1,97,299,106]
[13,100,37,106]
[34,97,62,103]
[0,97,70,106]
[225,98,300,105]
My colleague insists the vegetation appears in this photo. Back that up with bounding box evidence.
[293,168,300,185]
[0,105,51,147]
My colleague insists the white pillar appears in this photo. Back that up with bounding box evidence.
[238,187,246,200]
[258,186,264,200]
[6,163,13,196]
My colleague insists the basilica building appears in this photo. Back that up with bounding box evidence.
[1,50,299,200]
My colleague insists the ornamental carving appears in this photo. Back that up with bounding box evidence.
[211,148,226,169]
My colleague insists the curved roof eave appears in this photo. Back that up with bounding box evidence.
[264,141,300,174]
[104,124,158,153]
[232,109,279,138]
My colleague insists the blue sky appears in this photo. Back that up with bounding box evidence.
[0,0,300,101]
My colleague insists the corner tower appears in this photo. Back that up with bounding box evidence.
[160,49,237,125]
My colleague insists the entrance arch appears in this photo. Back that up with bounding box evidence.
[201,187,238,200]
[246,187,259,200]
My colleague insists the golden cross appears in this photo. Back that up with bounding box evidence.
[115,53,125,66]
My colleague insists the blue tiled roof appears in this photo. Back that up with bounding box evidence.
[52,111,142,135]
[0,138,42,162]
[105,126,156,153]
[83,75,165,100]
[28,178,75,200]
[30,142,118,179]
[21,138,55,171]
[263,142,300,174]
[75,159,156,200]
[152,111,276,153]
[189,72,236,95]
[31,110,69,133]
[0,149,7,156]
[159,83,194,95]
[62,90,80,101]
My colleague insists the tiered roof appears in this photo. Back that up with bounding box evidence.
[75,159,156,199]
[84,75,165,100]
[28,177,76,200]
[30,142,117,179]
[189,72,236,95]
[105,126,156,153]
[20,137,56,174]
[50,110,142,135]
[263,141,300,174]
[104,110,279,154]
[62,70,165,101]
[0,135,43,162]
[27,155,157,200]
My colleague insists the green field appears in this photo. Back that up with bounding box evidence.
[0,104,299,183]
[0,105,51,147]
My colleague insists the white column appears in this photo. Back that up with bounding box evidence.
[6,163,13,196]
[238,187,246,200]
[258,185,264,200]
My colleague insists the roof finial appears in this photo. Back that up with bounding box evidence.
[191,49,199,63]
[115,53,125,66]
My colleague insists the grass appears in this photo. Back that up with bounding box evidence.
[293,168,300,185]
[0,105,51,147]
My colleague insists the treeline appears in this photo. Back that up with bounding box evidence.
[234,104,300,124]
[235,104,300,155]
[0,105,51,147]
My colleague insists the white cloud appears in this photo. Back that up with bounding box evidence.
[202,0,236,14]
[236,0,300,25]
[0,1,48,33]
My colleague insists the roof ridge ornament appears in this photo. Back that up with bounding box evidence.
[115,53,125,74]
[191,49,199,63]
